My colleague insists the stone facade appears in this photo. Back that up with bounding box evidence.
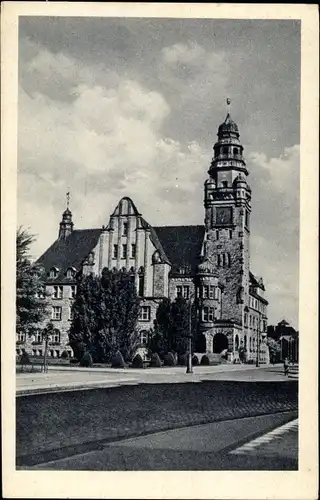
[18,112,269,363]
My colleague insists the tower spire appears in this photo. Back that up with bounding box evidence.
[59,190,74,239]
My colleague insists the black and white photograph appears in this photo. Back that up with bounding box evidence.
[1,2,318,499]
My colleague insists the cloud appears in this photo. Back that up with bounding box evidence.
[18,45,210,261]
[249,145,300,327]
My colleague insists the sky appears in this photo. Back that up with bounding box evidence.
[18,17,300,328]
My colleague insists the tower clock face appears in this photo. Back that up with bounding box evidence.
[216,206,232,225]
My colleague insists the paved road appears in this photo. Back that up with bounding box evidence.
[22,412,298,471]
[16,364,297,395]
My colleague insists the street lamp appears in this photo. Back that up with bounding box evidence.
[42,326,53,373]
[186,295,193,374]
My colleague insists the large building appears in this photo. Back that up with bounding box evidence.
[17,112,269,363]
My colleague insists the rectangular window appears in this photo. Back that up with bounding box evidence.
[17,332,26,342]
[209,285,215,299]
[202,306,209,322]
[176,285,182,298]
[140,330,148,346]
[53,285,63,299]
[214,287,219,300]
[123,222,128,236]
[69,307,74,321]
[203,285,209,298]
[70,285,77,298]
[52,306,62,321]
[208,308,214,321]
[183,285,189,300]
[229,230,233,239]
[139,306,151,321]
[35,331,42,343]
[131,243,136,258]
[244,313,248,327]
[122,244,127,259]
[52,330,60,343]
[113,244,118,259]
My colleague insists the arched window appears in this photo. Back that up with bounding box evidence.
[222,181,228,188]
[223,147,228,155]
[233,147,239,155]
[66,267,76,278]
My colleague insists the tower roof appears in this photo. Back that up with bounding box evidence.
[218,113,239,136]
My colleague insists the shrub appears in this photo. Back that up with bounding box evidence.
[60,350,69,359]
[200,354,210,365]
[19,351,31,365]
[192,354,199,366]
[163,352,176,366]
[71,341,86,361]
[131,353,144,368]
[111,351,125,368]
[178,353,187,366]
[80,351,93,367]
[150,352,162,368]
[70,358,79,364]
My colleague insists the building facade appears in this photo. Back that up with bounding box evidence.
[17,113,269,363]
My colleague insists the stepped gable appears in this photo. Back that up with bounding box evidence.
[153,225,205,275]
[36,228,102,282]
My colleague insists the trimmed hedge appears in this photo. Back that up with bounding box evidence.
[111,351,125,368]
[163,352,176,366]
[80,351,93,367]
[150,352,162,368]
[19,351,31,365]
[132,353,144,369]
[200,355,210,365]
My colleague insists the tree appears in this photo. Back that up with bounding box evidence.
[267,337,281,363]
[148,297,191,356]
[69,268,140,362]
[16,227,47,336]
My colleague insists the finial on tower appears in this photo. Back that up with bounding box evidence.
[226,97,231,115]
[66,191,70,209]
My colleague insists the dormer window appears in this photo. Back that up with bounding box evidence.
[66,267,76,279]
[49,267,59,279]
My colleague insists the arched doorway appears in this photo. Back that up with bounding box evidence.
[212,333,228,354]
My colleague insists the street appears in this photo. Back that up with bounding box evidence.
[16,365,298,470]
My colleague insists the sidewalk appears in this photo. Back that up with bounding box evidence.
[16,364,296,396]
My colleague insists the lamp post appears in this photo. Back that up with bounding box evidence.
[186,295,193,374]
[42,325,53,373]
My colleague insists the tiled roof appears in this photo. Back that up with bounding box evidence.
[36,229,102,281]
[153,225,205,275]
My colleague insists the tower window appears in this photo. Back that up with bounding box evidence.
[113,244,118,259]
[202,307,214,322]
[70,285,77,298]
[233,147,239,155]
[202,285,209,298]
[138,272,144,297]
[209,285,215,299]
[122,244,127,259]
[123,222,128,236]
[222,147,228,155]
[176,285,182,298]
[139,306,150,322]
[222,181,228,188]
[140,330,149,346]
[131,244,136,258]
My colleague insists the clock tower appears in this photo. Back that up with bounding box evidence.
[199,109,252,359]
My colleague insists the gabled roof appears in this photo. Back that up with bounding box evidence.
[153,225,205,275]
[36,229,102,281]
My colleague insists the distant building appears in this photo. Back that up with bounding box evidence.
[17,112,269,363]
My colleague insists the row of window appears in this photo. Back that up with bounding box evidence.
[113,243,136,259]
[215,146,241,157]
[249,296,266,314]
[49,267,76,279]
[52,305,73,321]
[176,285,190,300]
[51,285,77,299]
[17,330,61,344]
